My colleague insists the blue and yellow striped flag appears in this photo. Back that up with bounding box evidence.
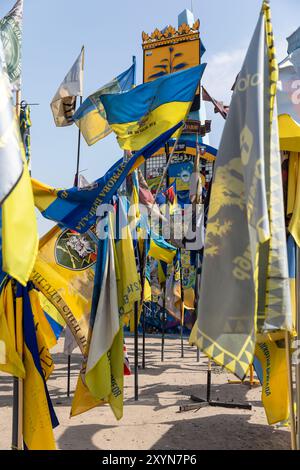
[73,63,135,146]
[101,64,206,150]
[16,283,59,450]
[32,123,183,233]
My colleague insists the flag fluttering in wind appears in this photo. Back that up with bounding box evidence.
[190,1,292,387]
[0,39,38,286]
[51,47,84,127]
[0,0,23,91]
[71,205,139,420]
[0,280,25,378]
[17,283,59,450]
[101,64,206,150]
[73,63,136,146]
[32,123,183,233]
[31,225,96,354]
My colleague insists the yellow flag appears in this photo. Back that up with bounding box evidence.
[0,281,25,378]
[289,154,300,247]
[30,225,96,353]
[255,333,289,425]
[17,284,58,450]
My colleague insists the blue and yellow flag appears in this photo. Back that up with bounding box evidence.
[16,283,59,450]
[0,279,25,378]
[0,36,38,286]
[147,234,177,265]
[32,123,183,234]
[73,63,135,146]
[101,64,206,150]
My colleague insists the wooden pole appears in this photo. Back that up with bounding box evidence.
[285,330,297,450]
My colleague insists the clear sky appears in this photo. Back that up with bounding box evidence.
[0,0,299,235]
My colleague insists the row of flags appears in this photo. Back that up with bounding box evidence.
[1,0,300,447]
[0,0,205,449]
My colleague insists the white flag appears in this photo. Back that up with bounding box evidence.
[0,39,23,204]
[51,47,84,127]
[0,0,23,91]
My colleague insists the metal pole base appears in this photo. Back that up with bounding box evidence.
[179,395,252,413]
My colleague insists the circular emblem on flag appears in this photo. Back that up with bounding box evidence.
[180,169,191,184]
[0,17,22,85]
[55,229,97,271]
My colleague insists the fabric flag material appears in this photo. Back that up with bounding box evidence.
[0,0,23,91]
[288,153,300,247]
[163,250,182,322]
[19,102,32,169]
[101,64,206,150]
[147,235,177,265]
[114,197,141,318]
[73,63,135,146]
[85,216,124,420]
[17,283,59,450]
[287,235,297,329]
[0,279,25,378]
[72,214,124,419]
[255,332,289,425]
[32,123,183,233]
[123,342,131,376]
[39,292,66,341]
[0,41,23,204]
[190,2,292,380]
[51,47,84,127]
[30,225,96,353]
[0,38,38,286]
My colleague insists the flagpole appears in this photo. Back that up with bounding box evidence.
[74,46,84,187]
[12,90,24,451]
[161,142,171,362]
[296,246,300,450]
[134,301,139,401]
[285,330,297,450]
[179,252,184,359]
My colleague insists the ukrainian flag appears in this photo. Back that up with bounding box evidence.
[73,63,135,146]
[101,64,206,150]
[17,283,59,450]
[32,123,183,233]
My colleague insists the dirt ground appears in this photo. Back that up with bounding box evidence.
[0,336,291,450]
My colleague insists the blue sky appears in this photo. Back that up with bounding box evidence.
[0,0,299,234]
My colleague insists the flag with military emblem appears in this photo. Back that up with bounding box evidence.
[190,1,292,380]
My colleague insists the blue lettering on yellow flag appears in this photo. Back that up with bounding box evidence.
[33,123,183,233]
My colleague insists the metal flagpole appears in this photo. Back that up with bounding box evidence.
[12,91,24,451]
[285,330,297,450]
[179,251,184,359]
[134,301,139,400]
[160,142,170,362]
[66,47,85,393]
[74,46,85,187]
[296,246,300,450]
[161,283,166,362]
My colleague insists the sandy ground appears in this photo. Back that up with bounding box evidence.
[0,336,291,450]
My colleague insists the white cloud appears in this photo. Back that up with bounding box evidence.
[202,48,246,103]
